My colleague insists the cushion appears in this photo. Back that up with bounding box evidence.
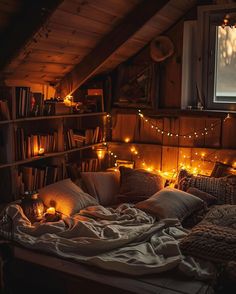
[186,187,217,206]
[80,171,120,206]
[180,205,236,263]
[180,223,236,263]
[119,166,164,200]
[39,178,98,216]
[135,187,204,221]
[179,174,236,205]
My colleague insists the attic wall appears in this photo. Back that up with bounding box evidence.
[109,10,236,176]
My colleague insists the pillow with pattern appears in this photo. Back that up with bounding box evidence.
[180,205,236,263]
[179,174,236,205]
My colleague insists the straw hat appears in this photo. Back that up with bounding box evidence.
[150,35,174,62]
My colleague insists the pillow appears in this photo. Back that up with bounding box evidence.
[135,187,204,221]
[179,174,236,205]
[179,223,236,263]
[119,166,164,200]
[80,171,120,206]
[180,205,236,263]
[186,187,217,206]
[39,178,98,216]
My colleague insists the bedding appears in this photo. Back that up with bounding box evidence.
[0,202,216,280]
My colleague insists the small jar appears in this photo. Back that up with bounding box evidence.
[21,191,45,223]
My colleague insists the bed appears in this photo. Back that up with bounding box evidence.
[0,166,235,293]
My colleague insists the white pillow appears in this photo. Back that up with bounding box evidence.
[39,178,98,216]
[80,171,120,206]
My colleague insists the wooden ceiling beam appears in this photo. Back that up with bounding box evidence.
[0,0,63,73]
[57,0,170,98]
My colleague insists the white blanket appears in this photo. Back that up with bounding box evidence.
[0,203,216,279]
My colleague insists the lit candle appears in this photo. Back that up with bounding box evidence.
[38,147,45,155]
[46,207,56,215]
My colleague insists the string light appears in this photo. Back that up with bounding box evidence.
[137,110,223,139]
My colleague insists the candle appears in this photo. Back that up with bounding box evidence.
[46,207,56,215]
[38,147,45,155]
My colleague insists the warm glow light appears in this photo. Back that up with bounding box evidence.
[233,162,236,168]
[64,95,76,107]
[124,137,130,143]
[96,148,106,160]
[130,147,136,153]
[38,147,45,155]
[46,207,56,215]
[201,152,206,157]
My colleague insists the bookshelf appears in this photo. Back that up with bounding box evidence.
[0,85,108,203]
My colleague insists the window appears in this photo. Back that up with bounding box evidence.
[199,5,236,110]
[214,26,236,104]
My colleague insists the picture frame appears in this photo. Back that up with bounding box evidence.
[115,159,134,169]
[113,62,159,109]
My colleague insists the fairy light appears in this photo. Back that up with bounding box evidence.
[124,137,130,143]
[137,110,221,139]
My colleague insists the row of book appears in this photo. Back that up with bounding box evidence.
[0,86,105,120]
[64,127,103,150]
[81,158,99,172]
[66,158,99,178]
[15,128,58,161]
[14,164,67,195]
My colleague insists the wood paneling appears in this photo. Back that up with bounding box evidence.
[112,114,229,149]
[57,0,171,97]
[1,0,197,88]
[159,20,184,108]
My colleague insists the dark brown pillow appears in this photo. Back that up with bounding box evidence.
[119,166,164,200]
[180,205,236,263]
[179,223,236,263]
[186,187,217,206]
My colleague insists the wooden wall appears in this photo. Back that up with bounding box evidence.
[109,112,236,176]
[108,4,236,178]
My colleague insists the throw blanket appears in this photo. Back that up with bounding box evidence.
[0,203,216,279]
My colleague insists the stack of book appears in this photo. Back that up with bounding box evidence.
[85,126,102,144]
[65,127,103,150]
[15,87,44,118]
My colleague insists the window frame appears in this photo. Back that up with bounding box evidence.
[198,4,236,111]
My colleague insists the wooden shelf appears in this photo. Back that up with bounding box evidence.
[0,112,107,125]
[108,141,236,150]
[0,142,105,169]
[112,107,236,118]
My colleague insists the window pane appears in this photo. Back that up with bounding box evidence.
[215,26,236,103]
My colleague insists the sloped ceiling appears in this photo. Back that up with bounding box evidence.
[0,0,197,94]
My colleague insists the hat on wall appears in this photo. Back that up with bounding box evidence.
[150,35,174,62]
